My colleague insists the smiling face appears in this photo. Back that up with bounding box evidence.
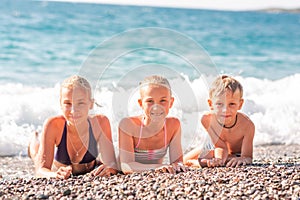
[138,84,174,123]
[208,89,244,126]
[60,86,93,126]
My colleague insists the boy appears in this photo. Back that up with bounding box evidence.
[184,75,255,167]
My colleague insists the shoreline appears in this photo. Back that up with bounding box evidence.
[1,144,300,199]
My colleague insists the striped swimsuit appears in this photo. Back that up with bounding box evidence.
[134,121,168,164]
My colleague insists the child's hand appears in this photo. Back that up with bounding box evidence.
[55,166,72,179]
[172,162,186,172]
[90,164,117,177]
[155,164,179,174]
[226,157,251,167]
[206,158,223,167]
[185,159,201,168]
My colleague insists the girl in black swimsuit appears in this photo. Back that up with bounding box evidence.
[29,75,118,179]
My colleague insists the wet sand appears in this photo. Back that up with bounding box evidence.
[0,144,299,199]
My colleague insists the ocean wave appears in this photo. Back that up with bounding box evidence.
[1,74,299,156]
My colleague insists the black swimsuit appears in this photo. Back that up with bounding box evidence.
[54,120,98,165]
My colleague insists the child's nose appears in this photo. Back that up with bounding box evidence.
[221,105,227,112]
[152,104,159,111]
[150,105,159,113]
[70,106,77,113]
[151,104,164,112]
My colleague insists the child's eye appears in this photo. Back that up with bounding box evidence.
[76,101,87,107]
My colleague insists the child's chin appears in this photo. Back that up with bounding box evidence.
[150,114,165,122]
[67,118,84,126]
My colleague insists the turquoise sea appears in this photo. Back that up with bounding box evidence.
[1,0,300,155]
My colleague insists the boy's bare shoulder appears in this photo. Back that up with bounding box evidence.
[201,111,214,129]
[238,112,255,127]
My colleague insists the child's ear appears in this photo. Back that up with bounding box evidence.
[207,99,213,110]
[169,97,175,108]
[138,99,142,107]
[238,98,244,110]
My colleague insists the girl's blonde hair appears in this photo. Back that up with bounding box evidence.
[209,75,243,99]
[60,75,92,99]
[139,75,172,95]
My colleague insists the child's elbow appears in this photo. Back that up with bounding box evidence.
[120,162,133,174]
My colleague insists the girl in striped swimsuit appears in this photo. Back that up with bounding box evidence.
[118,75,186,174]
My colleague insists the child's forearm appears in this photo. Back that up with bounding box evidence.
[185,159,201,168]
[199,148,229,167]
[214,147,228,165]
[35,167,57,178]
[183,147,201,163]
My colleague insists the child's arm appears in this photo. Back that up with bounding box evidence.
[168,119,186,172]
[226,121,255,167]
[169,119,183,164]
[91,115,118,176]
[35,118,72,179]
[200,114,229,167]
[183,147,201,161]
[183,147,202,167]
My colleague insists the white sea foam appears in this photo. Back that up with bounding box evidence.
[1,74,299,156]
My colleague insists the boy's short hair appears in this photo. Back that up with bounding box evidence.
[139,75,172,95]
[60,75,92,99]
[209,75,243,99]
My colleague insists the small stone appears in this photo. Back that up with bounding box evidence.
[63,188,71,196]
[36,193,49,199]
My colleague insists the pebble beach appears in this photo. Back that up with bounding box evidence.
[0,144,299,199]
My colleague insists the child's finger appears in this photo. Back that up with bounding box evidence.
[90,164,105,176]
[178,163,186,172]
[97,166,115,177]
[56,169,71,179]
[236,159,246,167]
[168,166,175,174]
[226,161,233,167]
[226,159,235,167]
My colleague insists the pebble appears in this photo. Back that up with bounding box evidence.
[1,145,300,199]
